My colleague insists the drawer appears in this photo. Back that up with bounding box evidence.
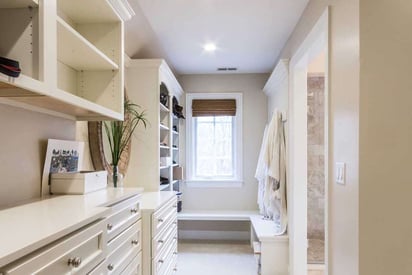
[152,198,177,237]
[121,251,142,275]
[152,238,177,275]
[0,219,106,275]
[152,221,177,259]
[108,220,141,255]
[105,221,141,274]
[106,195,140,241]
[164,251,178,275]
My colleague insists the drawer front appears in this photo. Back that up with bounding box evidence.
[105,222,141,274]
[121,251,142,275]
[107,196,140,241]
[152,238,177,275]
[152,221,177,259]
[108,220,142,256]
[152,198,177,237]
[1,219,107,275]
[164,251,178,275]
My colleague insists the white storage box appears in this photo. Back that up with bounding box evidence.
[51,171,107,194]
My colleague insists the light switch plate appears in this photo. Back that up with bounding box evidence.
[336,162,346,185]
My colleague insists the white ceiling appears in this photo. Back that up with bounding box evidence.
[125,0,309,74]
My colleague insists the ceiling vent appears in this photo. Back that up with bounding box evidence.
[217,67,238,72]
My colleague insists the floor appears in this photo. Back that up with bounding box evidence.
[176,240,325,275]
[176,241,256,275]
[308,238,325,264]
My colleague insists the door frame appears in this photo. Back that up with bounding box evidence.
[288,8,329,275]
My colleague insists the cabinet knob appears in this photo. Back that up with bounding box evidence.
[132,239,139,245]
[130,208,138,214]
[158,239,164,244]
[158,259,164,264]
[107,264,114,271]
[158,218,164,223]
[173,268,178,272]
[107,223,113,230]
[173,204,177,208]
[68,257,82,268]
[173,252,178,255]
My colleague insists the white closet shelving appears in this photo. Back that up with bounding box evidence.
[126,59,184,192]
[0,0,124,120]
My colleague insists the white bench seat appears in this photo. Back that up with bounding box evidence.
[177,210,259,221]
[177,210,289,275]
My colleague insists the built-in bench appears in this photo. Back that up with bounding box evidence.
[177,210,289,275]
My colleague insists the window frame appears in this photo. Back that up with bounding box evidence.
[186,93,243,188]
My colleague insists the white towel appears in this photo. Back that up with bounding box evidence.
[256,110,288,235]
[255,125,269,215]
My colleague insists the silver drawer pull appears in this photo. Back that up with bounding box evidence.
[132,239,139,245]
[158,218,164,223]
[173,221,177,225]
[68,257,82,268]
[173,204,177,208]
[107,223,113,230]
[173,252,178,255]
[158,259,164,264]
[158,240,164,244]
[173,237,177,240]
[131,208,139,214]
[107,264,114,271]
[173,268,178,271]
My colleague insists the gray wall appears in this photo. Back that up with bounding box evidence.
[0,104,75,209]
[178,73,268,211]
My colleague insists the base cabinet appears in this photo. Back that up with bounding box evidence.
[141,192,178,275]
[0,189,143,275]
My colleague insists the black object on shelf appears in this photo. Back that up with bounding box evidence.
[0,56,21,77]
[176,192,182,212]
[160,83,169,107]
[173,125,178,132]
[172,96,185,119]
[160,176,169,185]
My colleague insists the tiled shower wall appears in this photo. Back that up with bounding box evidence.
[307,75,325,240]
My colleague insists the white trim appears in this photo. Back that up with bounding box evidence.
[288,8,329,275]
[185,180,243,188]
[108,0,135,21]
[185,93,243,187]
[263,59,290,96]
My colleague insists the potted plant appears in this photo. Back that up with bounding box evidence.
[104,99,148,187]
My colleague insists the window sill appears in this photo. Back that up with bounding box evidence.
[184,180,244,188]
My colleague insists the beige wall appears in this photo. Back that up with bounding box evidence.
[276,0,360,274]
[359,1,412,274]
[0,104,75,209]
[178,74,268,211]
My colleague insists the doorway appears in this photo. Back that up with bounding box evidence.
[288,9,329,275]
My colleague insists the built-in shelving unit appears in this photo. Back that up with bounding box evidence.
[126,59,184,192]
[0,0,124,120]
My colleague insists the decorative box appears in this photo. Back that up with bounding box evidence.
[51,171,107,194]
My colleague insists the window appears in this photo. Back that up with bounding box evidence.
[186,93,243,187]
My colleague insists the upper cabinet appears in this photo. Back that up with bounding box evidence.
[0,0,124,120]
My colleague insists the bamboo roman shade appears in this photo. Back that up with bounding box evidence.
[192,99,236,117]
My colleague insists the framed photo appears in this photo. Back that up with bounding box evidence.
[41,139,84,196]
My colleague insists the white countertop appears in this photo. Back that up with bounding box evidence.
[140,191,176,212]
[0,187,142,267]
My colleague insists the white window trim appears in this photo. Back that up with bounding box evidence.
[185,92,243,188]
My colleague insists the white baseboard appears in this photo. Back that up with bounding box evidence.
[178,229,250,241]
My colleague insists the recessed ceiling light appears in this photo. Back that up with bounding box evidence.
[203,43,217,52]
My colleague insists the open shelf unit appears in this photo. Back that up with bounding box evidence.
[0,0,124,120]
[126,59,184,191]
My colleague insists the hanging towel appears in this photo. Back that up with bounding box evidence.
[262,110,288,235]
[255,125,269,215]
